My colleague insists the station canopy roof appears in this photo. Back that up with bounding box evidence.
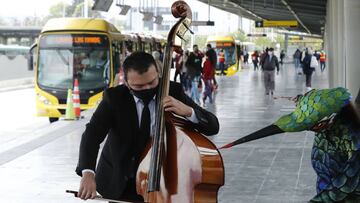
[196,0,327,35]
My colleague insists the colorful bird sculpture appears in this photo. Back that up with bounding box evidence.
[220,87,360,202]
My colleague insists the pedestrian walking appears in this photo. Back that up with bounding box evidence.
[218,49,226,75]
[206,44,218,87]
[302,49,316,91]
[320,51,326,72]
[251,51,259,71]
[173,47,183,82]
[280,50,285,66]
[185,44,204,104]
[261,48,279,95]
[293,49,301,74]
[202,52,214,105]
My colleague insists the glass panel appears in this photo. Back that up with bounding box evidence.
[38,34,110,90]
[215,47,236,66]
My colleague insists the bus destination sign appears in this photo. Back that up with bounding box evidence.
[40,34,108,48]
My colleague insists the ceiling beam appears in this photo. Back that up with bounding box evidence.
[227,0,266,20]
[280,0,311,34]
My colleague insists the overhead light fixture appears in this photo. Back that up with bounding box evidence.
[92,0,113,12]
[119,5,131,15]
[140,11,154,21]
[154,16,163,25]
[116,0,131,15]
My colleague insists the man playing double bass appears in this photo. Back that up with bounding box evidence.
[75,52,219,202]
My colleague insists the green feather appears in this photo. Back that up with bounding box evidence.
[274,87,351,132]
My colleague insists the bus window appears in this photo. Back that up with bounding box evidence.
[125,41,133,56]
[38,34,110,90]
[214,46,236,68]
[146,42,152,53]
[112,42,121,78]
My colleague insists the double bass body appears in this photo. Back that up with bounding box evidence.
[136,115,224,203]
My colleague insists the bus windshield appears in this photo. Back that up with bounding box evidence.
[37,34,110,90]
[215,46,236,66]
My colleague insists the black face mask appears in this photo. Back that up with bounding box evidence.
[129,85,158,102]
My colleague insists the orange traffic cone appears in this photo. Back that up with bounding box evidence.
[73,78,81,119]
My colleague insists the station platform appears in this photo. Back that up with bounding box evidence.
[0,63,329,203]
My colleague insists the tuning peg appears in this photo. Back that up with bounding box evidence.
[182,22,194,34]
[176,33,187,42]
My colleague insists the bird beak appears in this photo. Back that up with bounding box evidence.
[219,124,284,149]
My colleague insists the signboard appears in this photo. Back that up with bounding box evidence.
[40,34,109,48]
[247,33,267,37]
[255,20,298,28]
[216,42,234,47]
[288,36,303,40]
[191,21,215,26]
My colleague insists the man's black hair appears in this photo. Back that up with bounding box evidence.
[193,44,198,48]
[207,44,212,48]
[123,51,158,80]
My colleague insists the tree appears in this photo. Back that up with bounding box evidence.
[0,17,8,26]
[42,2,72,25]
[254,37,273,50]
[9,18,21,26]
[44,0,102,23]
[232,29,248,42]
[194,35,208,50]
[23,15,43,26]
[72,1,102,18]
[108,18,127,30]
[275,34,285,49]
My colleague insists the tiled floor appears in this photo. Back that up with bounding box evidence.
[0,63,329,202]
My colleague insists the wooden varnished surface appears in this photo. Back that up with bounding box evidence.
[136,115,224,203]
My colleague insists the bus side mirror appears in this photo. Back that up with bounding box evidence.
[27,43,37,71]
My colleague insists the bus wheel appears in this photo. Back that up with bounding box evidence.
[49,117,59,123]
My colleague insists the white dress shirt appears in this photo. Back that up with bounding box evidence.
[82,95,199,175]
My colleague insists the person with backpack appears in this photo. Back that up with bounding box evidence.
[302,49,317,91]
[261,48,279,96]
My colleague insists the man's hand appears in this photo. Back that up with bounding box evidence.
[163,96,192,117]
[78,172,97,200]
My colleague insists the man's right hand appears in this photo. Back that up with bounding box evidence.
[78,171,97,200]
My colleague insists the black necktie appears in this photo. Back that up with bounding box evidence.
[128,99,152,179]
[139,99,151,150]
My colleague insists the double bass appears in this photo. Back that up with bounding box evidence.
[136,1,225,203]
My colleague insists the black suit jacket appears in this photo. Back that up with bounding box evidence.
[76,81,219,200]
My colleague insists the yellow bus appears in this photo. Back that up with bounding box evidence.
[29,18,163,122]
[206,36,240,76]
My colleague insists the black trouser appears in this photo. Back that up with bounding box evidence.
[253,61,258,70]
[305,72,313,87]
[320,62,326,72]
[174,70,181,82]
[219,62,225,75]
[110,178,144,202]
